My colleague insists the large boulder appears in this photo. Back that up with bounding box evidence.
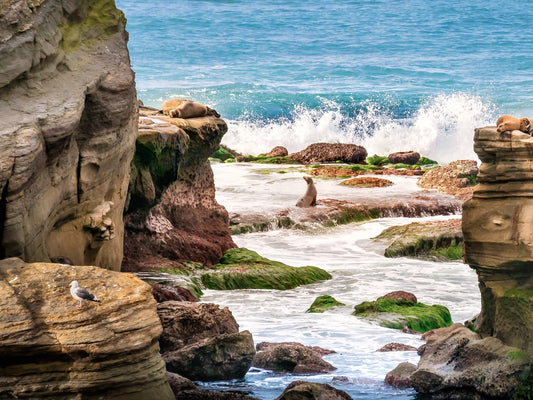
[0,0,137,270]
[275,381,352,400]
[289,143,367,164]
[408,324,531,399]
[0,258,173,399]
[252,342,336,374]
[417,160,478,201]
[157,301,255,381]
[387,151,420,165]
[123,106,236,270]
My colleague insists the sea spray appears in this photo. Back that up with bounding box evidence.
[222,93,496,164]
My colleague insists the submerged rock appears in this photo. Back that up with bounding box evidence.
[0,258,173,399]
[158,301,255,381]
[252,342,336,374]
[201,248,332,290]
[340,176,394,187]
[374,219,463,260]
[275,381,353,400]
[306,294,345,313]
[353,295,452,333]
[289,142,367,164]
[376,343,418,352]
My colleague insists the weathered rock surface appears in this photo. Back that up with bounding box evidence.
[379,290,418,303]
[266,146,289,157]
[0,258,173,399]
[408,324,531,399]
[289,143,367,164]
[0,0,137,270]
[275,381,353,400]
[252,342,336,374]
[418,160,478,202]
[376,343,418,352]
[151,283,198,303]
[373,219,463,260]
[123,106,236,270]
[384,362,417,388]
[387,151,420,165]
[340,176,393,187]
[157,301,255,381]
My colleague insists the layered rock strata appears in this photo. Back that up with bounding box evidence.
[463,127,533,356]
[123,106,236,270]
[0,258,173,399]
[0,0,137,270]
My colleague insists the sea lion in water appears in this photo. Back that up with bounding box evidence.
[296,176,317,207]
[496,115,533,134]
[161,98,207,119]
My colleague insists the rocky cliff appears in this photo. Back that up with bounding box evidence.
[122,106,236,270]
[0,0,137,270]
[0,258,174,399]
[463,127,533,356]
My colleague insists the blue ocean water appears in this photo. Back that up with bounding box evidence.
[116,0,533,162]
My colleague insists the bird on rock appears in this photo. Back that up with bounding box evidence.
[70,280,101,309]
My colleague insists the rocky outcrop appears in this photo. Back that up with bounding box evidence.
[252,342,336,373]
[0,0,137,270]
[373,219,463,260]
[157,301,255,381]
[340,176,393,187]
[0,258,173,399]
[408,324,531,399]
[463,127,533,356]
[123,106,236,270]
[289,143,367,164]
[418,160,478,202]
[275,381,352,400]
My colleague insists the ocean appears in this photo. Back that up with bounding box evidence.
[116,0,532,163]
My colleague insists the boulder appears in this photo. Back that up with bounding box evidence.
[151,283,198,303]
[157,301,255,381]
[0,258,173,399]
[379,291,418,303]
[377,343,418,352]
[417,160,478,201]
[289,143,367,164]
[266,146,289,157]
[384,362,417,388]
[0,0,137,270]
[388,151,420,165]
[374,219,463,260]
[252,342,336,373]
[306,294,345,313]
[123,106,236,270]
[275,381,352,400]
[157,302,239,352]
[408,324,532,398]
[163,330,255,381]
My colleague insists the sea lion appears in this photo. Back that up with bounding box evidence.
[496,115,533,134]
[296,176,317,207]
[162,98,208,119]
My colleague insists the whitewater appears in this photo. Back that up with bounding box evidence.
[115,0,532,398]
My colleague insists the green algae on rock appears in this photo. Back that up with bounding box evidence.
[353,298,452,333]
[201,248,332,290]
[307,295,345,313]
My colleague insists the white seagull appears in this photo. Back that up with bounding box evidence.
[70,280,101,309]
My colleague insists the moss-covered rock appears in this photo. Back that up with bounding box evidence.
[353,298,452,333]
[201,248,332,290]
[366,154,389,166]
[307,295,345,313]
[211,146,235,162]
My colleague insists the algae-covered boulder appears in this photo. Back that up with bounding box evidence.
[307,295,345,313]
[201,248,332,290]
[353,296,452,333]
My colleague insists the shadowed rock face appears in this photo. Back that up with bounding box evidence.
[0,258,174,399]
[463,127,533,356]
[0,0,138,270]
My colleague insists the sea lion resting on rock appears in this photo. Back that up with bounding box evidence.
[496,115,533,134]
[162,99,207,119]
[296,176,317,207]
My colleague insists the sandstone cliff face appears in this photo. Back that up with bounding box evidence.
[123,107,236,270]
[0,258,174,399]
[0,0,137,270]
[463,127,533,356]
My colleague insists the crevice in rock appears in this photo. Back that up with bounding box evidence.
[76,153,82,204]
[0,181,8,259]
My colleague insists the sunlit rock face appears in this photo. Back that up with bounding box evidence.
[463,127,533,356]
[0,0,138,270]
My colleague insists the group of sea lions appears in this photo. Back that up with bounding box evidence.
[496,115,533,134]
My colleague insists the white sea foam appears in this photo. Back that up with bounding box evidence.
[222,93,496,164]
